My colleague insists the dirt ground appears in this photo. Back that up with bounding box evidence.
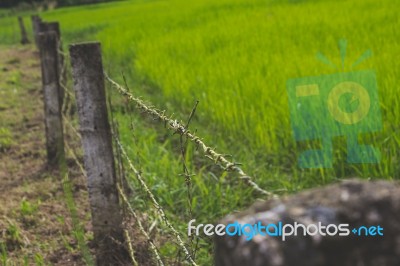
[0,45,92,265]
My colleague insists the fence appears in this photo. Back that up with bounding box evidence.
[27,15,278,265]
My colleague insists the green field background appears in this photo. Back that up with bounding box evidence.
[1,0,399,263]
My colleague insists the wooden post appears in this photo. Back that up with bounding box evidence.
[31,15,41,48]
[38,31,65,167]
[69,42,126,265]
[18,16,29,45]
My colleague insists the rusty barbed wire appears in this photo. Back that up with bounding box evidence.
[105,74,276,198]
[115,137,198,266]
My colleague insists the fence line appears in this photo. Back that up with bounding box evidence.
[29,15,284,265]
[105,74,276,198]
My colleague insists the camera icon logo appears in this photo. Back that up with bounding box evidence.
[287,59,382,168]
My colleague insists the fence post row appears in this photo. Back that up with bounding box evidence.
[38,30,65,167]
[17,16,29,45]
[69,42,126,265]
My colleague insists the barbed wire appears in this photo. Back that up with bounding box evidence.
[60,82,75,98]
[117,184,165,266]
[58,57,276,264]
[105,74,276,198]
[64,140,86,178]
[62,114,81,140]
[57,48,67,57]
[124,228,139,266]
[58,49,67,83]
[115,137,198,266]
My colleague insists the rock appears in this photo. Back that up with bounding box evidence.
[215,179,400,266]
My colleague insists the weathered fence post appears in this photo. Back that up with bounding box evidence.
[31,15,41,48]
[69,42,126,265]
[17,16,29,45]
[38,31,65,166]
[38,21,65,108]
[39,21,60,37]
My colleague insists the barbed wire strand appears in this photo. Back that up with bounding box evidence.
[64,141,86,178]
[124,228,139,266]
[61,82,75,98]
[63,114,82,140]
[117,184,165,266]
[58,51,67,82]
[57,48,68,57]
[105,74,276,198]
[115,137,198,266]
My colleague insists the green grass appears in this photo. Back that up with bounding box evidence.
[61,156,95,266]
[37,0,399,180]
[0,127,13,151]
[0,0,399,264]
[0,14,21,44]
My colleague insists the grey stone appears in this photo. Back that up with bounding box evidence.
[215,179,400,266]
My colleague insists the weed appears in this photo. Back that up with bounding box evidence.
[34,254,44,266]
[1,243,7,266]
[0,127,13,152]
[20,199,39,217]
[62,172,95,266]
[6,70,21,86]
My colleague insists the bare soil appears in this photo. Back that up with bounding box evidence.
[0,45,91,265]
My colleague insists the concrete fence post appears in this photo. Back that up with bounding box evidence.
[38,31,65,167]
[17,16,29,45]
[69,42,126,265]
[38,21,64,108]
[39,21,60,37]
[30,15,41,48]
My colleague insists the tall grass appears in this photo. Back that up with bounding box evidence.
[33,0,399,181]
